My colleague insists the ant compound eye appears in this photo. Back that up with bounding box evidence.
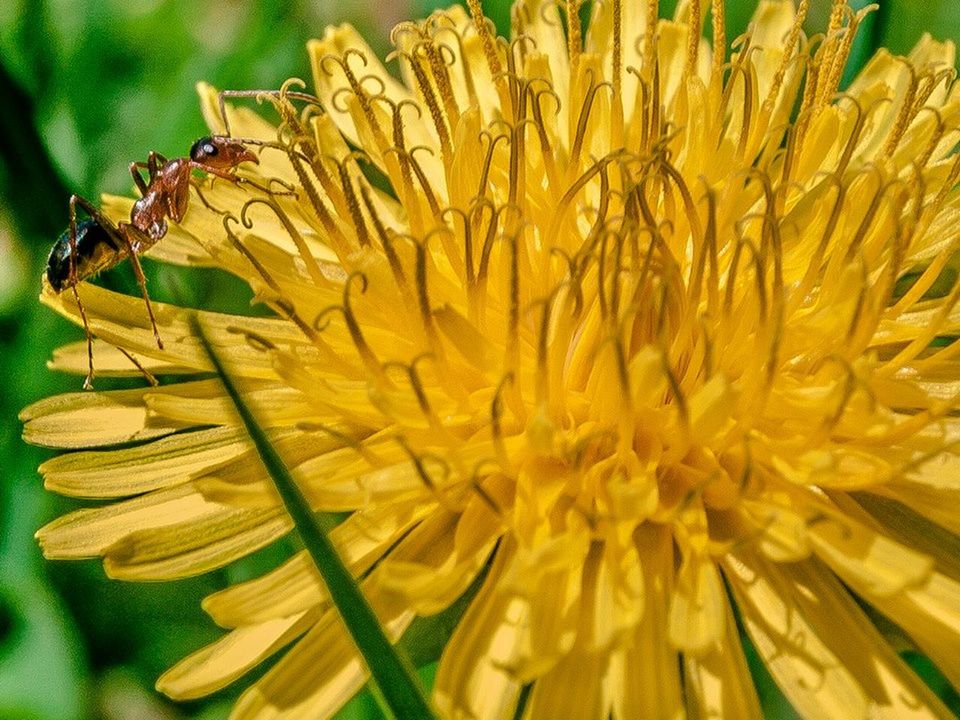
[190,136,219,161]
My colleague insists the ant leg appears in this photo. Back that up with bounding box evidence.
[148,151,167,173]
[67,194,98,389]
[130,152,167,196]
[117,346,159,386]
[201,166,297,196]
[235,175,298,196]
[129,163,150,195]
[117,223,165,351]
[189,177,228,215]
[71,286,96,390]
[217,88,321,137]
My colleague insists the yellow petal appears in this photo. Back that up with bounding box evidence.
[433,546,524,720]
[668,553,725,654]
[231,580,413,720]
[524,648,606,720]
[204,500,427,627]
[725,550,955,720]
[684,591,763,720]
[610,525,685,720]
[158,610,316,699]
[39,426,248,498]
[49,339,200,378]
[376,507,497,615]
[21,385,193,449]
[37,484,223,558]
[104,507,290,580]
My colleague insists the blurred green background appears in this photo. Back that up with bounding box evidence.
[0,1,958,718]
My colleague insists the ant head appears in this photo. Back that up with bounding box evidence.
[189,136,259,169]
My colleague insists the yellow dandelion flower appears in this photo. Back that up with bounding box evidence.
[23,0,960,717]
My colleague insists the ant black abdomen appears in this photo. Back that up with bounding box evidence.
[46,218,121,293]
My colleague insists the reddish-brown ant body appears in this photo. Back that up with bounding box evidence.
[47,135,261,389]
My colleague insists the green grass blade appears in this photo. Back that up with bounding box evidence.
[193,316,437,720]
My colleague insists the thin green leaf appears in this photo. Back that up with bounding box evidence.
[192,315,437,720]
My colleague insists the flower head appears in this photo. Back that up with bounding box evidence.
[24,0,960,717]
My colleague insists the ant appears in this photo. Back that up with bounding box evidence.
[46,135,263,389]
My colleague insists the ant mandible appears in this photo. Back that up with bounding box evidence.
[46,135,262,389]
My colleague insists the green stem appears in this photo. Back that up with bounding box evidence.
[192,315,437,719]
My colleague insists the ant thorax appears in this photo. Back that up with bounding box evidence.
[131,189,170,241]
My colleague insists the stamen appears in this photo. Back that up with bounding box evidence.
[612,0,623,98]
[475,129,509,201]
[380,232,442,349]
[504,232,520,371]
[530,289,557,407]
[222,214,283,296]
[358,185,393,259]
[465,0,508,103]
[241,197,326,286]
[501,39,522,113]
[544,154,619,249]
[760,0,809,116]
[372,95,424,231]
[820,5,879,109]
[490,372,516,469]
[813,0,848,108]
[507,117,535,210]
[644,0,659,78]
[609,231,626,323]
[319,51,391,151]
[710,0,726,85]
[383,354,439,427]
[283,146,350,256]
[570,69,613,165]
[472,198,502,314]
[931,151,960,214]
[313,273,383,380]
[527,78,562,188]
[440,205,473,287]
[791,174,844,310]
[722,233,755,317]
[331,155,372,247]
[832,95,872,176]
[881,62,918,158]
[650,52,663,147]
[404,145,444,218]
[566,0,582,66]
[728,55,755,158]
[844,255,870,345]
[684,0,701,79]
[396,436,455,508]
[698,315,715,379]
[434,23,479,109]
[912,107,946,173]
[421,38,460,127]
[699,185,720,313]
[226,327,276,352]
[466,461,505,517]
[661,349,689,428]
[840,173,891,264]
[402,46,453,161]
[296,421,384,467]
[612,333,632,408]
[795,45,822,136]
